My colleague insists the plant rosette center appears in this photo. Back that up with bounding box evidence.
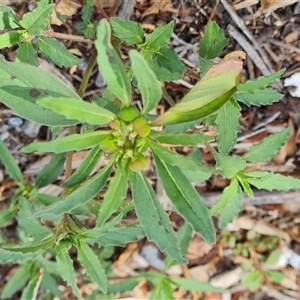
[106,106,150,171]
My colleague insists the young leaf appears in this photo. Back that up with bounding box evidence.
[106,277,141,294]
[211,178,240,215]
[199,57,214,76]
[215,154,247,178]
[234,88,283,107]
[154,46,185,75]
[0,248,41,263]
[170,277,226,293]
[152,58,243,125]
[140,21,174,51]
[16,41,38,66]
[77,240,107,293]
[35,153,66,188]
[236,173,254,198]
[38,36,80,67]
[210,179,243,228]
[149,279,174,300]
[0,139,23,183]
[96,167,128,227]
[3,234,55,253]
[150,130,213,146]
[37,97,116,125]
[241,270,264,292]
[110,17,144,45]
[237,69,285,93]
[246,171,300,191]
[131,171,187,264]
[264,249,282,266]
[17,197,52,238]
[243,128,291,162]
[22,130,112,153]
[0,205,18,227]
[33,161,113,217]
[1,264,31,299]
[0,6,20,29]
[55,244,84,300]
[165,222,192,269]
[96,19,131,106]
[266,271,285,284]
[20,270,43,300]
[0,56,81,126]
[163,119,201,134]
[19,3,54,35]
[63,146,103,188]
[215,99,241,156]
[0,31,22,49]
[148,139,213,183]
[199,21,228,59]
[96,226,144,247]
[153,153,215,243]
[130,50,162,114]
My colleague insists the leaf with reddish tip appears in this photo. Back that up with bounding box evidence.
[152,58,243,126]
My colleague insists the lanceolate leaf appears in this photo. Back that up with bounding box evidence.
[33,161,113,217]
[3,234,55,254]
[237,69,285,93]
[17,197,52,238]
[0,6,20,29]
[150,130,213,146]
[38,36,80,67]
[0,55,81,126]
[243,128,291,162]
[163,120,201,134]
[0,139,23,183]
[96,19,131,106]
[110,17,144,45]
[37,98,116,125]
[215,154,247,179]
[19,3,54,35]
[152,58,243,125]
[215,99,241,156]
[199,21,228,59]
[1,264,31,299]
[63,146,103,188]
[20,270,43,300]
[96,167,128,227]
[106,277,141,294]
[246,171,300,191]
[22,130,112,153]
[16,41,38,66]
[55,244,84,300]
[0,248,41,263]
[210,178,243,228]
[140,21,174,51]
[148,139,213,183]
[96,226,144,247]
[152,153,215,243]
[77,240,107,293]
[0,205,18,228]
[131,171,187,264]
[149,280,174,300]
[35,153,66,188]
[234,89,283,107]
[130,50,162,114]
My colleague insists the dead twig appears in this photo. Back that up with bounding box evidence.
[42,30,94,44]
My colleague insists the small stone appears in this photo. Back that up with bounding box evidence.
[8,116,23,127]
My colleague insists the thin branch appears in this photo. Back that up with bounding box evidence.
[42,30,94,44]
[94,0,109,19]
[110,0,122,17]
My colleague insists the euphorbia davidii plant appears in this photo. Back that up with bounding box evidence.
[0,4,299,298]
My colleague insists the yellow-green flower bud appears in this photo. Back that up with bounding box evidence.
[133,117,151,137]
[120,105,139,122]
[129,153,149,172]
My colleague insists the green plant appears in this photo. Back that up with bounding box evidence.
[221,229,285,292]
[0,1,299,299]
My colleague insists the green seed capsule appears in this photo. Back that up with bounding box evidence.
[133,117,151,137]
[120,106,139,122]
[129,154,148,172]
